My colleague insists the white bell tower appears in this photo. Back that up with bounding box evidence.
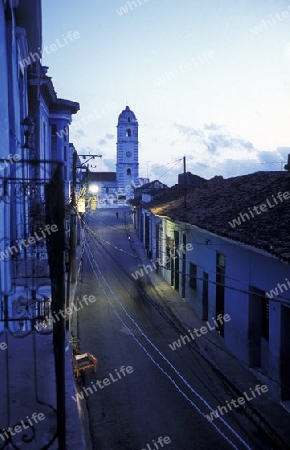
[116,106,139,196]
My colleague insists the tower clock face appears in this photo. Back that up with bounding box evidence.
[126,151,132,157]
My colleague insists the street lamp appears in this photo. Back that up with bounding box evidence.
[21,116,35,149]
[69,152,102,283]
[88,184,99,194]
[88,184,99,211]
[75,154,102,190]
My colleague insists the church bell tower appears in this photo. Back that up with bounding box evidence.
[116,106,139,195]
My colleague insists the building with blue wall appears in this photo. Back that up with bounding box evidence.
[137,171,290,402]
[0,0,79,301]
[0,1,82,446]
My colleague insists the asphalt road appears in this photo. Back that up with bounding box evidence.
[73,207,274,450]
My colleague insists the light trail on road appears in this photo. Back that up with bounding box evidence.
[76,210,276,449]
[84,230,252,450]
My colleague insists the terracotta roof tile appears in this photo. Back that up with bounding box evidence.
[145,172,290,262]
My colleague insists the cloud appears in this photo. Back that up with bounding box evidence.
[144,161,186,187]
[148,124,252,181]
[203,134,231,154]
[71,129,86,138]
[214,158,262,178]
[235,138,253,150]
[258,147,290,163]
[203,134,254,154]
[257,151,279,163]
[257,149,289,170]
[102,158,115,171]
[97,133,115,146]
[203,139,218,154]
[173,123,204,138]
[174,122,255,156]
[144,133,289,187]
[204,122,220,130]
[150,122,261,184]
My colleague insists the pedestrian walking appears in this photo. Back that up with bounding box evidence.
[116,211,119,219]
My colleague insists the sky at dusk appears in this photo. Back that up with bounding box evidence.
[41,0,290,186]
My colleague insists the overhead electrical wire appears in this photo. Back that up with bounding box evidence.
[79,212,287,445]
[78,211,290,306]
[85,224,272,447]
[80,212,290,398]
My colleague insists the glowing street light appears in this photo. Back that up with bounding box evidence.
[88,184,99,194]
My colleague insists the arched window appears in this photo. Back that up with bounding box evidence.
[126,129,131,137]
[127,168,131,175]
[128,117,131,122]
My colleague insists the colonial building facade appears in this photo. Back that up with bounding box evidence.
[0,1,82,447]
[135,171,290,403]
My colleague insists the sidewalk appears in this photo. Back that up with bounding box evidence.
[128,223,290,449]
[0,332,85,449]
[66,228,90,449]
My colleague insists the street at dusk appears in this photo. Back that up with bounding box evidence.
[1,1,290,449]
[72,209,287,450]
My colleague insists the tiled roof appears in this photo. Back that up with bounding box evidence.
[135,180,168,190]
[130,184,193,207]
[145,172,290,262]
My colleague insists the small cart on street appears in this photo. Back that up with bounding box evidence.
[72,352,98,378]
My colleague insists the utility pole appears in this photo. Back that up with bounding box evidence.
[70,151,77,284]
[45,164,66,448]
[284,154,290,171]
[183,156,187,208]
[70,152,102,284]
